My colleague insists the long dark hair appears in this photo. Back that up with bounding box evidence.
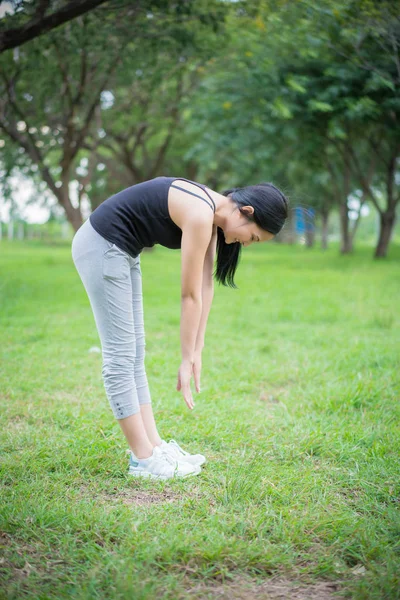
[214,182,289,288]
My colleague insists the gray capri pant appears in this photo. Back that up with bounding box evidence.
[71,218,151,419]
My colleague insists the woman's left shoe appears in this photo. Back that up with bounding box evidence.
[159,439,206,467]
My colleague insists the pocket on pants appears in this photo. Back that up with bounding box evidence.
[102,246,130,280]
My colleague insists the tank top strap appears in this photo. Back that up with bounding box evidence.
[170,177,216,213]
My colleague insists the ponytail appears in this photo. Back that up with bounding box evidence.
[214,187,242,289]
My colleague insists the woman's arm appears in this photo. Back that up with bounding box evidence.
[195,225,217,352]
[180,215,214,364]
[178,212,214,409]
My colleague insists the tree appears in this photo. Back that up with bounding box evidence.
[182,0,399,256]
[0,0,228,231]
[302,0,400,257]
[88,5,225,193]
[0,12,127,230]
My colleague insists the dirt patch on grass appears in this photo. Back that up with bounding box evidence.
[116,487,179,506]
[74,481,183,507]
[184,573,345,599]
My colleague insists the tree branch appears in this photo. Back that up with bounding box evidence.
[63,52,121,168]
[345,142,382,213]
[0,0,110,53]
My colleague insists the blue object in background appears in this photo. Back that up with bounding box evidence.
[295,207,315,234]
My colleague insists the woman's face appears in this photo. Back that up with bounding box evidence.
[223,205,274,247]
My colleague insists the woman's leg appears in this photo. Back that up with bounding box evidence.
[71,220,154,458]
[130,256,163,447]
[140,404,162,447]
[118,413,154,459]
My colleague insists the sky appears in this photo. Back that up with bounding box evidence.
[0,2,13,18]
[0,175,92,224]
[0,177,53,224]
[0,173,63,223]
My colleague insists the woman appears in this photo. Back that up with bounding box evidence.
[71,176,288,480]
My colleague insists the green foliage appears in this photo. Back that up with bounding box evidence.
[0,0,229,202]
[178,0,399,253]
[0,0,398,254]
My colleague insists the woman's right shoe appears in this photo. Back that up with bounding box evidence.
[159,439,206,467]
[128,445,201,479]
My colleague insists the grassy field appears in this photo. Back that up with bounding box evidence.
[0,238,399,600]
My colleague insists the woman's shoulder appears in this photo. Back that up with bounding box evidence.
[167,178,216,230]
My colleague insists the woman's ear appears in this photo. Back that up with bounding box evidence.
[241,205,255,217]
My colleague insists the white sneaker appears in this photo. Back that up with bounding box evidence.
[159,439,206,467]
[127,445,201,479]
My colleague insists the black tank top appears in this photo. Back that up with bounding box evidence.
[89,176,216,258]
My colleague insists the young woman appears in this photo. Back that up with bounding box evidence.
[71,176,288,480]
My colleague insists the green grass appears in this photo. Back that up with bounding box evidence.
[0,238,399,600]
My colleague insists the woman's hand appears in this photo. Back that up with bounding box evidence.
[192,349,202,394]
[177,350,202,410]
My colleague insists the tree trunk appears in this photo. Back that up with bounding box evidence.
[58,186,83,232]
[62,205,83,233]
[349,195,367,246]
[338,144,354,254]
[321,211,329,250]
[305,228,315,247]
[374,211,396,258]
[339,201,353,253]
[374,149,399,258]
